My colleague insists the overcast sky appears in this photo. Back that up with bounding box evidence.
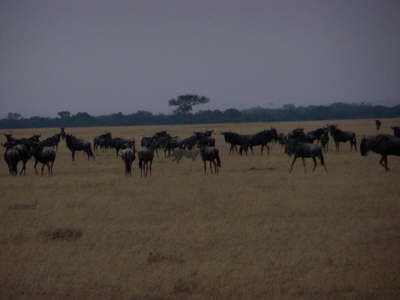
[1,0,400,117]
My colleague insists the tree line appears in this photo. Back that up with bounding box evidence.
[2,100,400,129]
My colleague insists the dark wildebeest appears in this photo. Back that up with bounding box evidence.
[200,146,221,175]
[179,135,198,150]
[248,129,278,155]
[391,126,400,138]
[308,128,329,143]
[120,148,136,175]
[94,132,113,152]
[32,143,56,175]
[221,131,240,154]
[41,134,61,150]
[328,125,357,152]
[195,132,215,148]
[111,137,135,158]
[360,135,400,171]
[375,120,382,131]
[65,134,94,161]
[285,140,327,173]
[4,133,41,146]
[138,147,155,177]
[3,142,32,176]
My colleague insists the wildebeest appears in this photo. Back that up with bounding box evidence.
[248,129,278,155]
[60,128,66,140]
[328,125,357,152]
[120,148,136,175]
[375,120,382,131]
[94,132,113,152]
[391,126,400,138]
[111,137,135,158]
[360,135,400,171]
[200,146,221,175]
[179,135,198,150]
[65,134,94,161]
[308,127,329,142]
[4,133,41,146]
[170,148,199,163]
[32,143,56,175]
[138,147,155,177]
[285,140,327,173]
[3,142,32,176]
[195,132,215,148]
[40,134,61,150]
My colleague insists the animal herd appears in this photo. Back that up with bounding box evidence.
[2,120,400,176]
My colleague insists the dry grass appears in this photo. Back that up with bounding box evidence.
[1,118,400,300]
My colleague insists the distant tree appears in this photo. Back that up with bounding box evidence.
[7,112,21,120]
[168,94,210,114]
[57,111,71,119]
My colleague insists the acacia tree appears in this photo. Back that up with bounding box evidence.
[168,94,210,114]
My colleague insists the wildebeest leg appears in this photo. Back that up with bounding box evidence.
[34,160,39,175]
[214,160,218,174]
[203,160,207,175]
[266,144,270,155]
[302,157,307,173]
[209,161,213,174]
[289,156,298,173]
[50,161,54,175]
[383,155,389,171]
[312,157,317,172]
[72,151,75,161]
[41,163,45,176]
[149,161,152,176]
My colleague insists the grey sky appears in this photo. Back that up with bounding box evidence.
[1,0,400,117]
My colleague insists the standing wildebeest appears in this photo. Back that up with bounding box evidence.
[328,125,357,152]
[32,143,56,175]
[391,126,400,138]
[3,142,32,176]
[200,146,221,175]
[94,132,113,152]
[65,134,94,161]
[120,148,136,175]
[285,140,327,173]
[248,129,278,155]
[41,134,61,150]
[308,127,329,143]
[375,120,382,131]
[360,135,400,171]
[138,147,155,177]
[195,132,215,148]
[111,137,135,158]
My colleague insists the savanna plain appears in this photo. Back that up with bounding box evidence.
[1,118,400,300]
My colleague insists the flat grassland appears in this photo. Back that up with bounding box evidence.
[1,118,400,300]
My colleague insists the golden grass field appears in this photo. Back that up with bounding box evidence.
[1,118,400,300]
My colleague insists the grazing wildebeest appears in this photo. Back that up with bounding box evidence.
[391,126,400,138]
[138,147,155,177]
[65,134,94,161]
[375,120,382,131]
[360,135,400,171]
[200,146,221,175]
[3,142,32,176]
[285,140,327,173]
[328,125,357,152]
[171,148,199,163]
[32,143,56,175]
[120,148,136,175]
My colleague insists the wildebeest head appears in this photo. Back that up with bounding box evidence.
[360,137,370,156]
